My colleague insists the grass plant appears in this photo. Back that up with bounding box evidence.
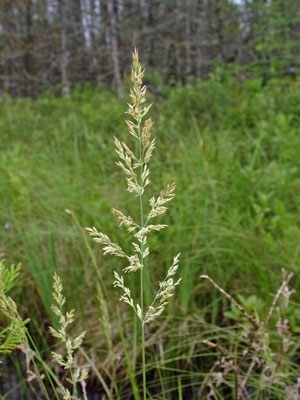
[87,49,181,399]
[49,273,88,400]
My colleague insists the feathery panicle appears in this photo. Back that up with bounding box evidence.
[86,49,181,328]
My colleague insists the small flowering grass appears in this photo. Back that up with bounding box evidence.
[87,49,181,398]
[50,273,88,400]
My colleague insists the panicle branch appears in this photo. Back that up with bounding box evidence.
[86,227,127,258]
[112,208,139,233]
[144,254,181,324]
[148,182,176,220]
[113,272,142,321]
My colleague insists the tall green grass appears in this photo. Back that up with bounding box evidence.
[1,72,300,397]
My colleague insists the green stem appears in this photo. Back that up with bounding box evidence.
[26,332,60,400]
[138,121,147,400]
[141,321,146,400]
[70,368,78,398]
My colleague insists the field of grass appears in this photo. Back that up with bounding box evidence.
[1,70,300,398]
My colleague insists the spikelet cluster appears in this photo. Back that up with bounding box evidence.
[49,273,88,400]
[87,49,181,324]
[144,254,181,323]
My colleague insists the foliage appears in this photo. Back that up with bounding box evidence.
[0,260,29,354]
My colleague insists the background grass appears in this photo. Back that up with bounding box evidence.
[1,71,300,398]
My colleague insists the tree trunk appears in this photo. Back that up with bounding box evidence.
[147,0,156,68]
[215,0,224,62]
[185,0,192,78]
[107,0,122,97]
[58,0,70,98]
[24,0,33,74]
[196,0,203,79]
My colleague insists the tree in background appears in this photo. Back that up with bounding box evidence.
[0,0,299,97]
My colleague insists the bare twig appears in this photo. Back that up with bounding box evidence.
[202,340,227,355]
[198,362,219,399]
[200,275,260,330]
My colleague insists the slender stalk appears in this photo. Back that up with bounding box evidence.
[26,332,60,400]
[70,368,79,398]
[141,320,146,400]
[138,122,147,399]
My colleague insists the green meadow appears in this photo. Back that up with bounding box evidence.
[1,71,300,398]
